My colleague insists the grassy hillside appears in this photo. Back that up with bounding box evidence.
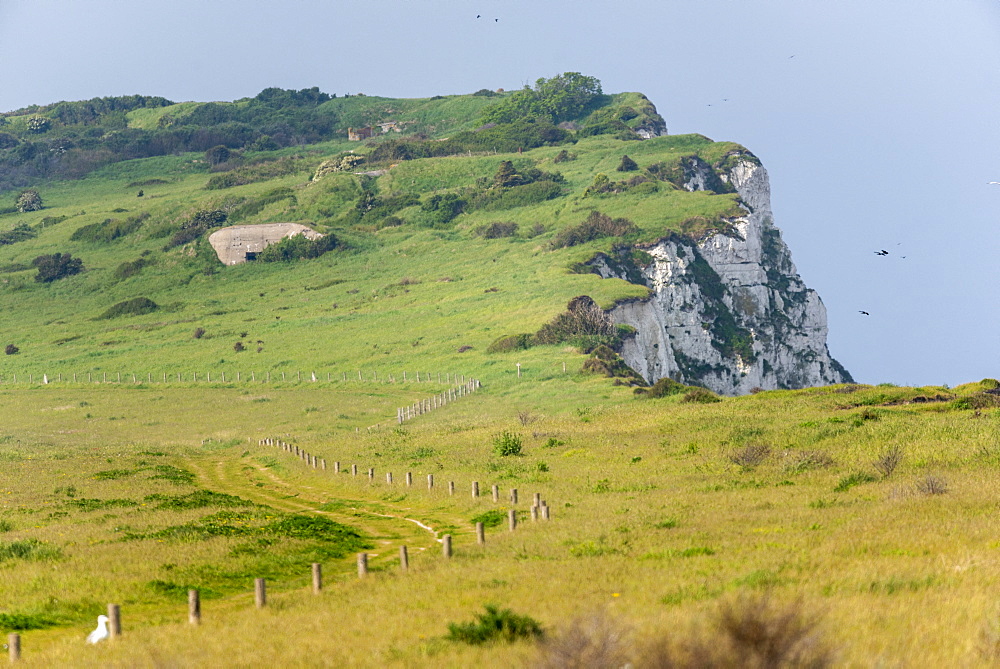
[2,80,999,666]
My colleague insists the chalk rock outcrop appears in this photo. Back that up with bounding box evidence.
[209,223,323,265]
[598,152,850,395]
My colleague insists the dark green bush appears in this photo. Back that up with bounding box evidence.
[480,72,604,125]
[581,346,645,384]
[419,193,466,227]
[476,221,519,238]
[255,232,339,262]
[534,296,617,346]
[493,431,524,457]
[617,154,638,171]
[682,388,722,404]
[32,253,83,282]
[98,297,158,319]
[550,211,637,249]
[70,212,149,243]
[472,181,564,212]
[486,333,533,353]
[113,257,151,281]
[470,509,507,528]
[0,222,37,246]
[446,604,544,645]
[635,377,687,398]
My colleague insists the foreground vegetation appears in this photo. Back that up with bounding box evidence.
[1,378,999,665]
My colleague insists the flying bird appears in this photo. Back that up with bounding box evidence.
[495,18,499,22]
[875,250,889,256]
[87,615,109,644]
[859,311,870,316]
[989,181,1000,185]
[476,14,480,18]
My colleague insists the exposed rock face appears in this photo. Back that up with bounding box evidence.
[600,154,851,395]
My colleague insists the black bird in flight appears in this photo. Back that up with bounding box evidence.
[859,311,870,315]
[476,14,480,18]
[495,18,499,22]
[875,250,889,256]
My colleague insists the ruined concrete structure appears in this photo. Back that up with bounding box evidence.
[208,223,323,265]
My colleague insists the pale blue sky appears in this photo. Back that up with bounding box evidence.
[1,0,997,386]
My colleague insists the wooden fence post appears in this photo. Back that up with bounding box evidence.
[427,474,434,489]
[492,485,499,502]
[254,578,266,608]
[442,535,452,558]
[448,481,455,495]
[510,488,518,505]
[108,604,121,639]
[312,563,322,594]
[368,467,374,481]
[531,505,538,521]
[352,464,358,476]
[8,633,20,662]
[386,472,393,484]
[335,461,340,473]
[542,504,551,520]
[406,472,412,486]
[533,492,541,508]
[399,545,409,572]
[508,509,517,532]
[472,481,479,498]
[357,553,368,577]
[476,521,485,545]
[188,589,200,625]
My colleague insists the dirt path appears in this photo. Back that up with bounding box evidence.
[185,454,443,565]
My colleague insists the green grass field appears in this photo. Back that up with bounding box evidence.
[2,378,1000,666]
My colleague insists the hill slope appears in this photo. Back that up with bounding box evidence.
[0,75,842,394]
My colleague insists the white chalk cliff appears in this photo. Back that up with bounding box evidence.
[597,152,851,395]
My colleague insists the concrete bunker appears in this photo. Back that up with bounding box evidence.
[208,223,324,265]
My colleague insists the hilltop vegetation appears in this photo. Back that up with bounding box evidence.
[0,74,737,383]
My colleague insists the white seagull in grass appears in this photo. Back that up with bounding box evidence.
[87,615,109,644]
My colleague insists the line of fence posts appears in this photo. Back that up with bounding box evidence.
[0,370,478,387]
[260,437,553,524]
[398,378,481,424]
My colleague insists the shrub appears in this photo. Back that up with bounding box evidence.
[550,210,637,249]
[233,341,245,353]
[32,253,83,283]
[205,145,232,166]
[635,377,686,398]
[0,222,37,245]
[193,327,206,339]
[872,445,903,478]
[4,344,18,355]
[616,154,638,172]
[682,388,722,404]
[204,157,305,189]
[256,232,339,262]
[26,116,51,133]
[641,596,831,668]
[785,450,835,474]
[552,149,575,163]
[446,604,544,645]
[534,296,617,346]
[581,345,645,384]
[470,509,507,528]
[537,611,629,669]
[98,297,158,319]
[729,443,771,469]
[71,212,149,243]
[477,221,519,238]
[833,471,879,492]
[916,475,948,495]
[15,189,42,213]
[113,257,150,281]
[493,431,524,457]
[486,333,533,353]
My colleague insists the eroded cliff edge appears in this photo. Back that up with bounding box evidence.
[594,152,852,395]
